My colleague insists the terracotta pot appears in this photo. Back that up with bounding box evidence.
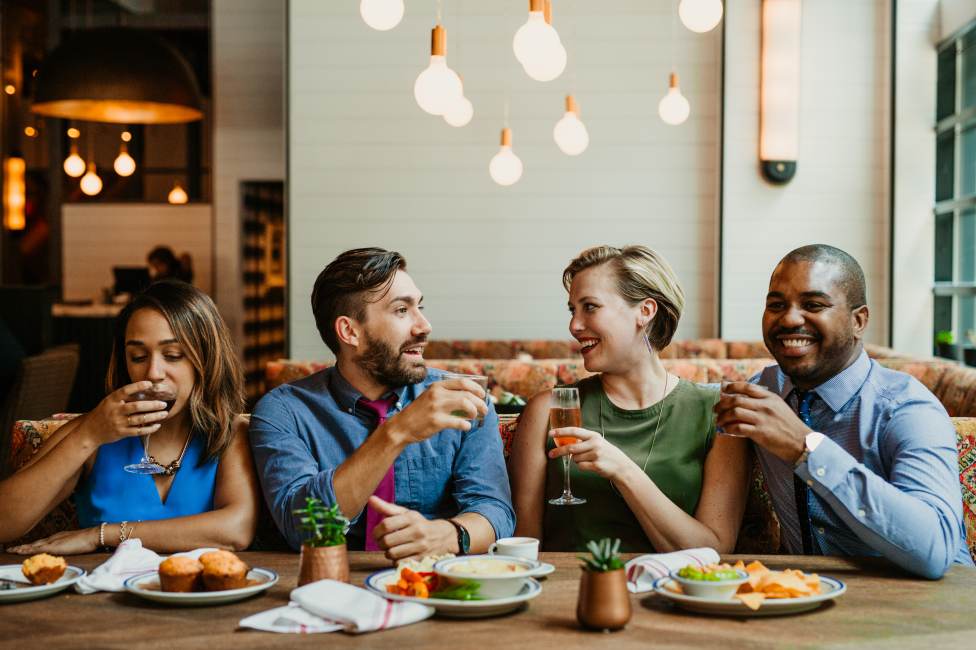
[298,543,349,586]
[576,568,631,631]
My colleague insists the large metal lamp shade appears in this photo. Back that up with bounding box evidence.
[31,28,203,124]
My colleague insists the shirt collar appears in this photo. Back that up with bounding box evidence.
[776,348,871,413]
[327,365,408,416]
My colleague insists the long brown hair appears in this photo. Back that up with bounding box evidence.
[106,280,244,460]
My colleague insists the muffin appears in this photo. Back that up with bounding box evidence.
[199,550,248,591]
[22,553,67,585]
[158,556,204,593]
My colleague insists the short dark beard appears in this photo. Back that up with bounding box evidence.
[356,330,427,389]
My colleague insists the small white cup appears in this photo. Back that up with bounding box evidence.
[488,536,539,561]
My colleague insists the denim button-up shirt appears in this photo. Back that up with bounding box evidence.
[249,366,515,550]
[753,350,972,578]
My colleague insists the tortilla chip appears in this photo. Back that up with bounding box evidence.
[735,592,766,611]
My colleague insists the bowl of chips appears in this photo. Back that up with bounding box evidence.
[669,565,749,599]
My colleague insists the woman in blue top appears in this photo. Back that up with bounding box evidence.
[1,281,259,554]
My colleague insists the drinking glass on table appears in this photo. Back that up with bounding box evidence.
[123,384,176,474]
[548,386,585,506]
[442,372,490,427]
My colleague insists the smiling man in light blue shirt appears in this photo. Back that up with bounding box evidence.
[716,245,971,578]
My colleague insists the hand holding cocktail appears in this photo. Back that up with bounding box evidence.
[548,427,636,483]
[548,387,585,505]
[84,380,171,448]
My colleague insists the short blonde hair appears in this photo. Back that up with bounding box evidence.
[562,245,685,351]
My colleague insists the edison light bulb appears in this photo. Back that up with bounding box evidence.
[63,145,86,177]
[360,0,404,31]
[113,145,136,177]
[444,95,474,127]
[168,183,188,204]
[415,55,463,116]
[658,74,691,126]
[513,11,565,82]
[679,0,724,34]
[489,128,523,186]
[553,110,589,156]
[80,163,103,196]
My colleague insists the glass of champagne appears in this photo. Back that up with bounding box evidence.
[548,387,585,505]
[123,384,176,475]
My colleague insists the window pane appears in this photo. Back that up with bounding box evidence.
[938,44,957,120]
[935,212,955,282]
[963,124,976,197]
[962,209,976,283]
[937,131,955,201]
[961,296,975,343]
[963,30,976,111]
[935,296,954,335]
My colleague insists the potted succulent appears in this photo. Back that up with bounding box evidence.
[576,538,631,631]
[935,330,958,361]
[294,497,351,586]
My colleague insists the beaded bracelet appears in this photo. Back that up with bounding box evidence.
[98,522,106,548]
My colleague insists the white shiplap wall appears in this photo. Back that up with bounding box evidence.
[61,204,212,301]
[288,0,722,361]
[721,0,891,344]
[212,0,286,344]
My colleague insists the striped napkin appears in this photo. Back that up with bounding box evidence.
[290,580,435,633]
[625,547,720,593]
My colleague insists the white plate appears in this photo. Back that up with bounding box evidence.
[527,562,555,578]
[0,564,86,604]
[364,568,542,618]
[652,575,846,617]
[124,567,278,606]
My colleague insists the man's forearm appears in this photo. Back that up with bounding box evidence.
[452,512,496,554]
[332,421,407,519]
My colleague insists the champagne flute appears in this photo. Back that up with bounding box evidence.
[548,387,585,505]
[123,384,176,475]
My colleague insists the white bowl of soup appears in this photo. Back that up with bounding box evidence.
[433,555,540,599]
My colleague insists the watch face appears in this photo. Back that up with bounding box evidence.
[460,527,471,554]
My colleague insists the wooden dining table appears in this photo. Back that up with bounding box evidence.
[0,551,973,649]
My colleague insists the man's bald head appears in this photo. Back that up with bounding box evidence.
[778,244,866,310]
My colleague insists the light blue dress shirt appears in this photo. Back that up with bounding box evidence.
[249,366,515,551]
[753,350,972,578]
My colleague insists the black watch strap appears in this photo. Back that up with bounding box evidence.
[448,519,470,555]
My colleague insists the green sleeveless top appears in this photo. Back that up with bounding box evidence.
[542,375,719,552]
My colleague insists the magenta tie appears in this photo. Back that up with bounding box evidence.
[359,395,398,551]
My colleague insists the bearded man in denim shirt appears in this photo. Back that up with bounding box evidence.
[250,248,514,558]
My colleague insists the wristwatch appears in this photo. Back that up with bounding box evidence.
[448,519,470,555]
[794,431,826,468]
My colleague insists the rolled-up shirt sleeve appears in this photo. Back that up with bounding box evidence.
[249,391,346,550]
[450,405,516,540]
[795,398,967,579]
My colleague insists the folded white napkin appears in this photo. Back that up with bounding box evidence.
[625,547,721,593]
[289,580,435,634]
[239,602,343,634]
[75,539,219,594]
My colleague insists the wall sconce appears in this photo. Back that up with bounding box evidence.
[3,155,26,231]
[759,0,801,184]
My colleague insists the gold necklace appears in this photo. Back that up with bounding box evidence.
[142,431,193,476]
[601,372,672,490]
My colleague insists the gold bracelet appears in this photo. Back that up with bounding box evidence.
[99,522,106,548]
[119,520,129,545]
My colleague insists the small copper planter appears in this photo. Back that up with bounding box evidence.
[576,568,632,631]
[298,543,350,586]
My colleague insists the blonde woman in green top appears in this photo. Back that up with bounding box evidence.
[510,245,750,552]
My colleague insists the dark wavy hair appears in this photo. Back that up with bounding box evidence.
[106,280,244,460]
[311,247,406,355]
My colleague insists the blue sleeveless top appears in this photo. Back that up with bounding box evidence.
[74,434,218,527]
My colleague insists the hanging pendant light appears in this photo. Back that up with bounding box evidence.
[414,25,463,116]
[80,162,103,196]
[553,95,589,156]
[168,182,188,204]
[360,0,405,31]
[678,0,724,33]
[3,155,26,231]
[63,139,86,177]
[113,132,136,177]
[444,95,474,127]
[489,128,523,186]
[513,0,566,82]
[31,28,203,124]
[658,72,691,125]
